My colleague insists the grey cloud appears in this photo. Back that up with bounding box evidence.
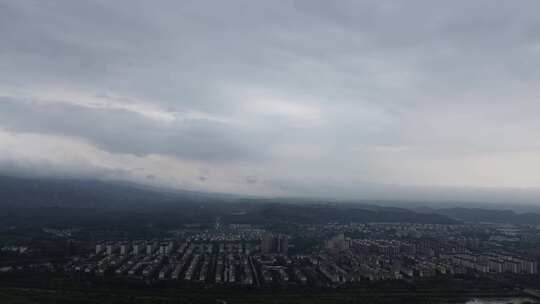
[2,0,540,200]
[245,176,258,184]
[0,97,260,162]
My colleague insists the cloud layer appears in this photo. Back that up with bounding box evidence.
[2,0,540,200]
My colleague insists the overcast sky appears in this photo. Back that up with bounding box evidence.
[2,0,540,201]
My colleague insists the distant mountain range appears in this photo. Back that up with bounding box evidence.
[0,175,460,228]
[1,175,539,228]
[432,207,540,225]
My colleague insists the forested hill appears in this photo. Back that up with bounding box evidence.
[0,175,458,228]
[434,207,540,224]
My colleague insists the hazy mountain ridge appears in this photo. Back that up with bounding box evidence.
[0,175,460,227]
[434,207,540,224]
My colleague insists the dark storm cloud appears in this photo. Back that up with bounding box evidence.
[2,0,540,198]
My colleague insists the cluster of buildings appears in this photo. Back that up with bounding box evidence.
[188,227,264,243]
[316,236,539,283]
[68,240,258,285]
[261,232,288,255]
[1,245,29,254]
[55,221,540,288]
[450,253,538,275]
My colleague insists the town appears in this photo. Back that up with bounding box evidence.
[48,222,539,287]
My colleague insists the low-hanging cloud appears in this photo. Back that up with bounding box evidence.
[2,0,540,201]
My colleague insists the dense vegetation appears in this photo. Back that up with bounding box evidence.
[435,207,540,225]
[0,175,458,230]
[0,273,526,304]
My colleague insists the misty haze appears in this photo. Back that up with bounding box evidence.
[1,1,540,304]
